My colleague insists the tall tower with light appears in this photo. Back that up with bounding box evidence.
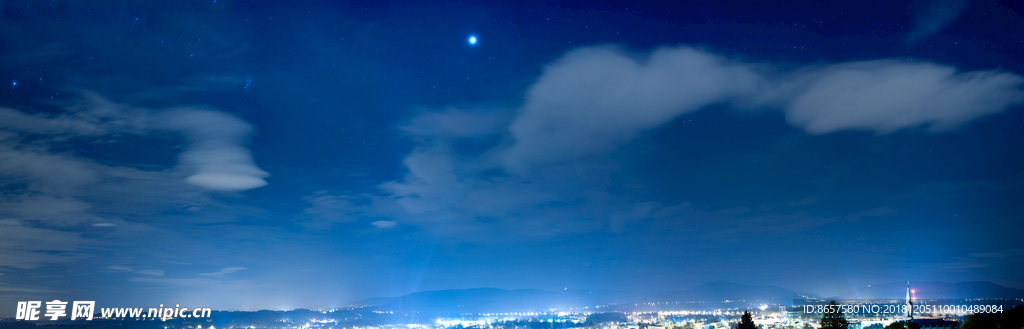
[905,281,915,320]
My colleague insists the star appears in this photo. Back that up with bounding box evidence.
[468,35,478,45]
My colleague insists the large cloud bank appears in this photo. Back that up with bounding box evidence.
[500,46,1024,171]
[313,45,1024,235]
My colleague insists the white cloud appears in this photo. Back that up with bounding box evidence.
[2,195,93,226]
[401,108,509,139]
[380,145,469,216]
[0,140,100,196]
[300,192,360,228]
[502,46,764,172]
[198,266,247,277]
[0,223,89,269]
[779,60,1024,134]
[0,107,105,135]
[372,112,648,236]
[0,91,269,270]
[497,46,1024,172]
[371,45,1024,236]
[0,93,268,192]
[370,220,397,229]
[128,277,221,287]
[157,108,269,191]
[108,265,164,276]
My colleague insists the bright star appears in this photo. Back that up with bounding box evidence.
[468,35,477,45]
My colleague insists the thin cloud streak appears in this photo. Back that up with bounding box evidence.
[198,267,248,277]
[108,265,165,276]
[906,0,969,45]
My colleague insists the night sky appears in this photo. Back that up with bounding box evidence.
[0,0,1022,314]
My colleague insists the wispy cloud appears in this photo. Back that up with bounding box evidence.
[301,191,359,228]
[969,249,1024,258]
[0,223,89,269]
[198,267,247,277]
[0,92,269,192]
[0,91,269,270]
[108,265,165,276]
[843,208,898,222]
[370,220,397,229]
[906,0,969,45]
[776,60,1023,134]
[0,285,63,293]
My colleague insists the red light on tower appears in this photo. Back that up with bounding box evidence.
[911,290,916,300]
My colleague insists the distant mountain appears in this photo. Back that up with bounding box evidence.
[644,281,819,305]
[357,288,639,314]
[354,281,1021,315]
[839,281,1024,299]
[357,282,823,314]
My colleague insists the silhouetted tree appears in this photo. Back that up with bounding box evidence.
[585,312,627,325]
[738,311,757,329]
[819,301,849,329]
[959,308,1013,329]
[997,305,1024,329]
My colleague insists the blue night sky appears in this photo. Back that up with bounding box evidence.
[0,0,1022,314]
